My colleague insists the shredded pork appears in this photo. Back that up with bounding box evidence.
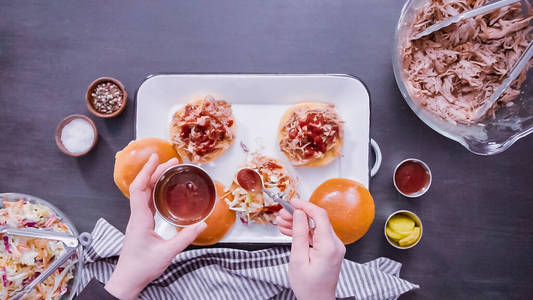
[402,0,533,124]
[279,105,343,166]
[171,95,234,161]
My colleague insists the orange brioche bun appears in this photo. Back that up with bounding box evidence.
[113,138,181,198]
[170,98,236,163]
[310,178,374,245]
[277,102,343,167]
[192,182,236,245]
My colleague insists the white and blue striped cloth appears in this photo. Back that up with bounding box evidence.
[78,218,419,299]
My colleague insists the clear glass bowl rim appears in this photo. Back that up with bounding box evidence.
[392,0,533,155]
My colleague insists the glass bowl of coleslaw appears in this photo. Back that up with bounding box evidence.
[0,193,83,300]
[393,0,533,155]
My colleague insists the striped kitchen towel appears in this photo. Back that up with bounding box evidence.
[78,218,419,300]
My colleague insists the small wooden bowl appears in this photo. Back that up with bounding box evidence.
[86,77,127,118]
[55,114,98,157]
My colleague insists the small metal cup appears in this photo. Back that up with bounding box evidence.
[153,164,217,227]
[393,158,432,198]
[384,210,423,249]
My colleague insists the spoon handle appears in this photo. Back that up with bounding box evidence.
[1,226,78,248]
[263,189,315,229]
[263,189,294,214]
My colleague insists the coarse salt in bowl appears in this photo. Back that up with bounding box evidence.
[55,115,98,157]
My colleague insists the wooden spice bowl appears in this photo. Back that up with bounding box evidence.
[55,114,98,157]
[86,77,127,118]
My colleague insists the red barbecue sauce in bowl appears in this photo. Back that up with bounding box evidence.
[394,160,431,196]
[154,165,216,226]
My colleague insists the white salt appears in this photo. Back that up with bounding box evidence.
[61,118,95,154]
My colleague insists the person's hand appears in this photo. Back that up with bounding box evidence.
[276,199,346,300]
[105,154,207,300]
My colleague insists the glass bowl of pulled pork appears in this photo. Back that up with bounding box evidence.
[394,0,533,155]
[0,193,83,300]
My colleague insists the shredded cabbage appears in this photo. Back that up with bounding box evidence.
[224,154,297,224]
[0,198,76,300]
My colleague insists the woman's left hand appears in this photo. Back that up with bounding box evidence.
[105,154,207,300]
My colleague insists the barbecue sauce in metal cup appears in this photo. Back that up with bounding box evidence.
[393,159,432,198]
[153,165,216,227]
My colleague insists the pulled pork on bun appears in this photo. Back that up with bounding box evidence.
[278,103,344,167]
[170,95,236,163]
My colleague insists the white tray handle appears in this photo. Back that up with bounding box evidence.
[370,139,382,178]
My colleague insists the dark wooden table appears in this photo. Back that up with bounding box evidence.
[1,1,532,299]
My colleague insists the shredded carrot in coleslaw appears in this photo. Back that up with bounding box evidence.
[0,199,76,300]
[224,154,297,224]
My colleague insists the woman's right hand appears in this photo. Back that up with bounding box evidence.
[276,199,346,300]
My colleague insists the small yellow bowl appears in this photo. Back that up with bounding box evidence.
[384,210,423,249]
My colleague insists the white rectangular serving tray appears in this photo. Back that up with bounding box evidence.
[136,74,370,243]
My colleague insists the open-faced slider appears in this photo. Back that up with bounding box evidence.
[278,102,344,167]
[170,95,236,163]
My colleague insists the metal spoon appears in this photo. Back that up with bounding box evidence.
[236,168,315,228]
[0,226,79,248]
